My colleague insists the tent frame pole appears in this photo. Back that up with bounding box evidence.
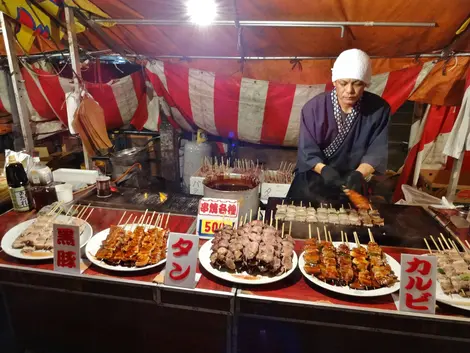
[446,154,464,202]
[0,13,34,153]
[65,7,90,169]
[93,19,436,28]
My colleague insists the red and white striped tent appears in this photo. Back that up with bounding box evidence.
[145,60,434,146]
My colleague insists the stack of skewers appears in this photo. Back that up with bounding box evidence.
[424,234,470,297]
[95,210,170,268]
[262,162,295,184]
[302,226,398,289]
[275,202,384,227]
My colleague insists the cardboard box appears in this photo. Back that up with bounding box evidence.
[420,169,470,203]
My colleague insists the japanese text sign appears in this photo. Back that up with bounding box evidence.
[164,233,198,289]
[399,254,437,314]
[53,223,80,274]
[197,198,239,237]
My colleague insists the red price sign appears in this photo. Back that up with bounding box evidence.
[199,219,234,235]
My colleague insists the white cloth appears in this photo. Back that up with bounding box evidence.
[443,86,470,159]
[332,49,372,85]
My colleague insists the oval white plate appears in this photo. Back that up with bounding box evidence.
[436,283,470,311]
[1,215,92,260]
[299,242,401,297]
[85,224,166,272]
[199,239,298,285]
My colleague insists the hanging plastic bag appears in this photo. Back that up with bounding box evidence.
[65,90,80,135]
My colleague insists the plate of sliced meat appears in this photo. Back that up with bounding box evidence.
[199,220,298,285]
[1,214,92,260]
[299,234,400,297]
[86,224,168,271]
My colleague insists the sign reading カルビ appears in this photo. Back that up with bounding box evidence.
[399,254,437,314]
[53,223,80,274]
[196,198,239,237]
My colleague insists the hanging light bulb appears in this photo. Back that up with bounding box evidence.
[186,0,217,26]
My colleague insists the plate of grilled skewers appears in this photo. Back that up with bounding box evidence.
[86,211,170,272]
[424,234,470,311]
[299,226,400,297]
[199,218,298,285]
[1,202,94,260]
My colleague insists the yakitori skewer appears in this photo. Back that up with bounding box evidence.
[308,224,312,239]
[117,211,127,226]
[423,238,433,254]
[165,213,171,228]
[83,208,94,223]
[429,235,442,253]
[316,227,321,241]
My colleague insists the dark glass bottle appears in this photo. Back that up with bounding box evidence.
[6,155,33,212]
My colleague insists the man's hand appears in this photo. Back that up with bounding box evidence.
[345,170,365,192]
[320,166,342,187]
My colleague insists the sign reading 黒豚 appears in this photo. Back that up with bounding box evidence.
[196,198,239,237]
[164,232,199,289]
[53,223,81,274]
[398,254,437,314]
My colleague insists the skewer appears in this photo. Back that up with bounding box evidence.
[148,211,156,229]
[344,232,349,245]
[83,208,94,223]
[244,213,248,225]
[154,213,161,228]
[368,228,375,242]
[353,232,360,246]
[257,207,261,220]
[341,231,344,243]
[465,240,470,250]
[249,209,252,222]
[328,231,333,242]
[308,224,312,239]
[158,213,165,228]
[77,203,91,219]
[117,211,127,225]
[369,204,373,211]
[300,201,303,207]
[121,214,133,230]
[450,240,460,253]
[270,213,273,227]
[439,233,451,250]
[275,218,278,230]
[47,201,63,215]
[316,227,321,241]
[323,226,327,241]
[131,215,139,230]
[289,221,292,237]
[438,238,446,252]
[165,213,171,228]
[456,237,470,254]
[281,223,285,239]
[429,235,442,253]
[423,238,433,254]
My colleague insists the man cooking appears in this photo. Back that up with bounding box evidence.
[287,49,390,202]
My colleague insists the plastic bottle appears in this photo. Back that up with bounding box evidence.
[29,152,52,186]
[6,155,33,212]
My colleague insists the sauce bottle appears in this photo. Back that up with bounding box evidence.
[6,155,33,212]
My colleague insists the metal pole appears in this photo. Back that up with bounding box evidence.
[0,13,34,153]
[151,53,470,60]
[93,18,436,28]
[65,7,90,169]
[446,153,464,202]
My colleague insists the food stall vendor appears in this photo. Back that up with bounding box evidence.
[288,49,391,202]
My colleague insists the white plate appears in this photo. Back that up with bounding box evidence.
[1,215,93,260]
[436,283,470,311]
[199,239,298,285]
[85,224,166,272]
[299,242,401,297]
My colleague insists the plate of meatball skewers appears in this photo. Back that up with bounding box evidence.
[199,219,298,285]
